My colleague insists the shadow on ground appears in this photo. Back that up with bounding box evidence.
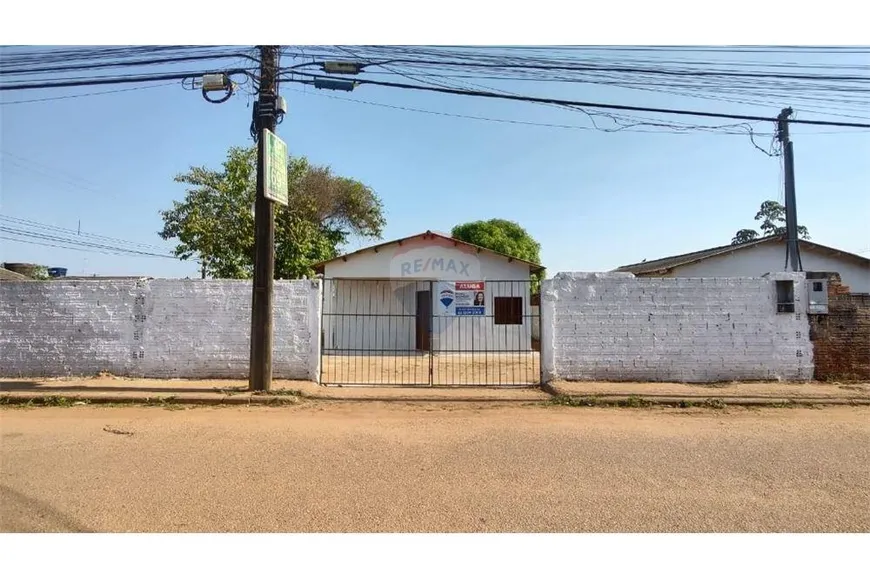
[0,484,94,532]
[0,381,243,394]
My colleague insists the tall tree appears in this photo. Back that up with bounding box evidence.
[731,200,810,245]
[159,146,385,279]
[731,229,759,245]
[451,219,544,289]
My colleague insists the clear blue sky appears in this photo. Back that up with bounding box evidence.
[2,48,868,278]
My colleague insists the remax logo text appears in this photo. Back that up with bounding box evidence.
[400,257,471,277]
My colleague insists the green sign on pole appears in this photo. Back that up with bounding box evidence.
[263,128,288,206]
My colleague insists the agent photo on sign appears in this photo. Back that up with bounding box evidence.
[474,291,485,306]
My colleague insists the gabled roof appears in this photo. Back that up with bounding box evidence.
[312,230,545,274]
[0,267,29,281]
[615,234,870,275]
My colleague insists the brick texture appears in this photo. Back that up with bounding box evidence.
[542,272,813,383]
[0,279,320,379]
[809,276,870,381]
[0,280,143,377]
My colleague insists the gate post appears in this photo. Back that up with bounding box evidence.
[540,278,556,384]
[308,278,323,383]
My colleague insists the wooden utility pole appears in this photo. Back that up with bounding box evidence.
[249,46,280,391]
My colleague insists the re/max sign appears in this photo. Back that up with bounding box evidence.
[400,257,471,276]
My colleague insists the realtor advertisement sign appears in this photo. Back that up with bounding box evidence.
[263,129,288,206]
[438,281,485,316]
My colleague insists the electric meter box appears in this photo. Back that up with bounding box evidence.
[807,278,829,314]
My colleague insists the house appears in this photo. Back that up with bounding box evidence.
[615,235,870,293]
[54,276,152,281]
[311,230,544,386]
[0,267,29,281]
[1,263,68,279]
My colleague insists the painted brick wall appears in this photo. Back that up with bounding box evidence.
[541,272,813,383]
[0,279,144,377]
[809,275,870,381]
[0,279,321,379]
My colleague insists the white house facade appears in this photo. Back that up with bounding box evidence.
[314,231,543,357]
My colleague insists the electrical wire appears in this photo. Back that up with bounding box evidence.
[285,46,870,134]
[0,50,255,77]
[290,46,870,81]
[1,152,120,198]
[3,45,869,134]
[320,49,786,137]
[748,126,780,156]
[352,57,870,82]
[283,72,870,128]
[419,45,870,54]
[285,86,769,137]
[0,68,256,91]
[286,86,600,131]
[0,226,182,260]
[0,234,189,260]
[0,215,171,253]
[0,82,180,105]
[282,45,870,123]
[388,64,755,134]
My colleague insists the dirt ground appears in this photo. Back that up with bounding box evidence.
[320,352,541,386]
[2,403,868,532]
[551,380,870,400]
[1,376,866,404]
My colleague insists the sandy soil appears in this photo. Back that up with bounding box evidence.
[2,376,866,404]
[2,403,868,532]
[551,380,870,399]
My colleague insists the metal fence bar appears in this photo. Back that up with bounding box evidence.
[429,279,540,387]
[428,280,434,386]
[320,278,541,387]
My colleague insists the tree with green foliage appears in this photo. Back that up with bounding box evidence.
[31,265,50,280]
[731,200,810,245]
[451,219,544,289]
[159,146,385,279]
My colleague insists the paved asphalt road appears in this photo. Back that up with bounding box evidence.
[1,403,868,532]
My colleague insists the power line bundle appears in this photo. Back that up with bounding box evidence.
[0,45,258,98]
[277,45,870,130]
[0,215,185,260]
[0,46,254,79]
[2,45,869,135]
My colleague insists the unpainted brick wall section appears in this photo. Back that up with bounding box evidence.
[0,279,321,380]
[541,272,814,383]
[809,276,870,381]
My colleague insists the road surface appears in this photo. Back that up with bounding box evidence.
[2,403,868,532]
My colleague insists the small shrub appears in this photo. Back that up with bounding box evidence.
[551,395,598,407]
[41,395,73,407]
[619,396,652,408]
[706,398,727,410]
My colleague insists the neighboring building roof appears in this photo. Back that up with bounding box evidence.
[0,270,154,281]
[58,276,152,280]
[313,230,545,274]
[0,267,29,281]
[615,235,870,276]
